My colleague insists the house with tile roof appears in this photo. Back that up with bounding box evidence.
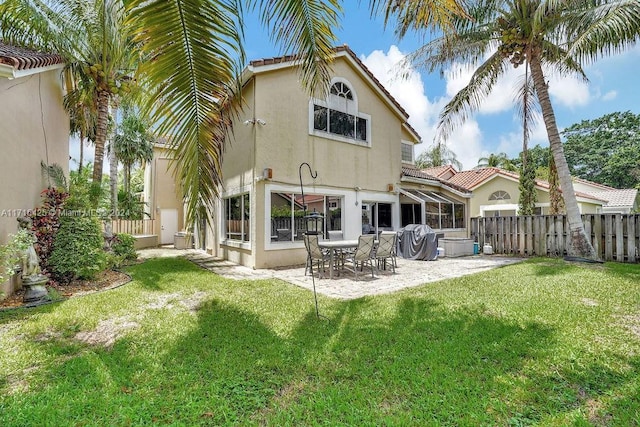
[202,45,469,268]
[1,42,69,296]
[420,166,638,217]
[571,178,639,214]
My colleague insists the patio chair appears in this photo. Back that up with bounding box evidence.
[304,234,329,278]
[375,232,396,273]
[327,230,347,268]
[345,234,376,280]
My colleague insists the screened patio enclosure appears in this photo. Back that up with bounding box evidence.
[399,189,465,230]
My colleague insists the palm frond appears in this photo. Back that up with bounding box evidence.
[539,40,588,80]
[436,51,508,143]
[256,0,341,96]
[369,0,471,38]
[404,28,498,75]
[126,0,244,227]
[513,61,540,150]
[565,0,640,63]
[41,161,68,190]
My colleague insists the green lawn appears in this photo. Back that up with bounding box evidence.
[1,257,639,426]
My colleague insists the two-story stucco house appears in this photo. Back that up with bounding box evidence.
[1,42,69,297]
[206,45,469,269]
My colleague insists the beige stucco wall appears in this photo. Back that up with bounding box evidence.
[146,147,184,242]
[253,60,405,193]
[470,176,601,216]
[0,68,69,297]
[217,56,415,268]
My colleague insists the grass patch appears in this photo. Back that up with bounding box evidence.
[1,257,639,425]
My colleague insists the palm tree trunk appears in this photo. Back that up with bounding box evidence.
[92,90,110,203]
[110,143,118,219]
[110,102,119,220]
[78,130,84,173]
[529,57,597,260]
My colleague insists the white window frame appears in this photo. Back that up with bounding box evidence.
[308,77,372,147]
[401,140,414,164]
[221,187,251,250]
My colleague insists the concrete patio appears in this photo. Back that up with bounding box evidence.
[138,247,523,300]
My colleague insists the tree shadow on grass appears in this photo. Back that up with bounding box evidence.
[4,280,640,426]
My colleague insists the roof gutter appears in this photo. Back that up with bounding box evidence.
[0,62,63,80]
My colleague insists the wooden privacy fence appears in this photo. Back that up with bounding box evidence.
[471,214,640,263]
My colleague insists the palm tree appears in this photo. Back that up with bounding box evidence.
[114,107,154,195]
[391,0,640,260]
[476,152,516,171]
[1,0,465,224]
[122,0,466,227]
[64,77,98,174]
[0,0,138,205]
[415,143,463,170]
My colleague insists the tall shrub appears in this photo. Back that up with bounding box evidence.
[48,214,106,283]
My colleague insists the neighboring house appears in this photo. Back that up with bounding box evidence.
[421,166,616,217]
[571,178,639,214]
[0,42,69,297]
[142,141,185,246]
[210,45,426,269]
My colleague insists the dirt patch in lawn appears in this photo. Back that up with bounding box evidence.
[74,316,140,349]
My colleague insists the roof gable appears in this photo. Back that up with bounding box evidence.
[245,45,421,142]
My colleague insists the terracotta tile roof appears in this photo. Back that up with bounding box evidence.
[587,189,638,207]
[401,166,471,194]
[442,167,604,201]
[0,41,64,71]
[421,165,458,178]
[249,45,421,140]
[446,167,505,190]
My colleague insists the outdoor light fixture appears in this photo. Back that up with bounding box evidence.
[244,118,267,125]
[304,209,324,236]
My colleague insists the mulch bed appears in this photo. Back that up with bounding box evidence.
[0,270,131,310]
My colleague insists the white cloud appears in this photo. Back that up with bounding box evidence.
[601,90,617,101]
[547,73,591,108]
[360,46,483,170]
[445,61,525,115]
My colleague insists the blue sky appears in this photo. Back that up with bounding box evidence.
[71,3,640,172]
[241,3,640,170]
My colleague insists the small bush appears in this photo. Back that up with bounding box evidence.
[111,233,137,262]
[48,215,106,283]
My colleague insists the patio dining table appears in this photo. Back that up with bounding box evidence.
[318,239,359,279]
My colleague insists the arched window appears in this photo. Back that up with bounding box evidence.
[310,78,370,145]
[330,82,353,100]
[489,190,511,201]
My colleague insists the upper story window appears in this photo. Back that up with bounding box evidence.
[489,190,511,201]
[401,141,414,163]
[330,82,353,100]
[310,78,371,146]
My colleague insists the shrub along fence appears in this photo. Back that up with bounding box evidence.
[471,214,640,263]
